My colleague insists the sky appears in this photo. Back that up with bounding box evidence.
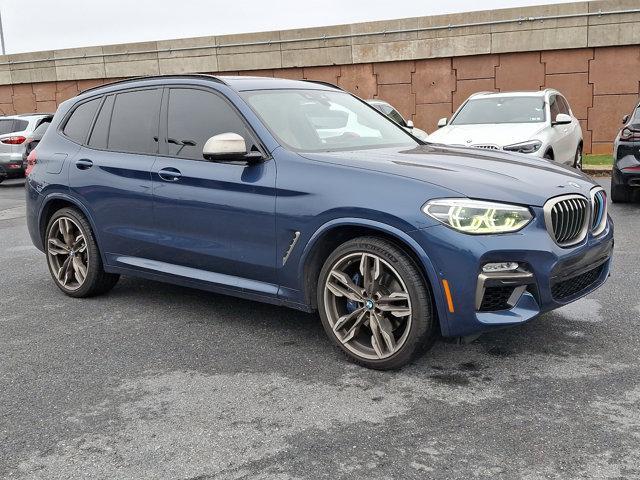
[0,0,578,54]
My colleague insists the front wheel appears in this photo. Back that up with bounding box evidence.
[573,145,583,170]
[317,237,436,370]
[45,207,120,297]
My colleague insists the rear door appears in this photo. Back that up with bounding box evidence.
[150,86,277,292]
[67,89,161,261]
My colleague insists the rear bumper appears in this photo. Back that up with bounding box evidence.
[409,213,614,338]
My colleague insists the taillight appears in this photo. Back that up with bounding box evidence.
[25,150,37,176]
[1,135,26,145]
[620,128,640,142]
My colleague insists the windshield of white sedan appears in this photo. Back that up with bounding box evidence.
[242,89,418,152]
[452,97,546,125]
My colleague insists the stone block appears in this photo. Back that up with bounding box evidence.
[282,46,351,68]
[454,78,497,109]
[490,3,588,32]
[414,102,453,133]
[303,66,340,84]
[77,79,107,91]
[453,54,499,80]
[374,61,414,85]
[158,56,218,75]
[588,94,638,142]
[55,81,80,104]
[495,52,545,91]
[33,82,57,102]
[277,68,304,80]
[0,85,13,104]
[56,62,107,81]
[579,119,592,154]
[588,23,640,47]
[589,46,640,95]
[216,31,280,54]
[0,103,16,115]
[376,83,415,120]
[352,17,418,45]
[338,64,377,98]
[218,51,281,71]
[104,59,160,78]
[544,73,592,119]
[102,41,159,63]
[541,48,593,74]
[10,67,57,83]
[36,100,58,113]
[280,24,351,50]
[157,36,217,59]
[412,58,456,104]
[588,0,640,24]
[54,46,104,66]
[417,10,492,39]
[491,27,588,53]
[13,94,36,113]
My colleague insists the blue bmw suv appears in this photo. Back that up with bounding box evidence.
[25,75,613,369]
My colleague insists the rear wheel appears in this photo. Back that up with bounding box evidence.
[45,207,119,297]
[317,237,436,370]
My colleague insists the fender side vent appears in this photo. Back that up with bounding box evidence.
[282,231,300,266]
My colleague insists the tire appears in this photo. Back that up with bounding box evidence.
[573,144,583,170]
[317,236,436,370]
[45,207,119,298]
[611,180,631,203]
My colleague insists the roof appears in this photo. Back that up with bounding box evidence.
[79,74,341,97]
[469,89,558,99]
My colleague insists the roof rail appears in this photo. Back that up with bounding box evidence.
[302,79,343,91]
[79,74,227,95]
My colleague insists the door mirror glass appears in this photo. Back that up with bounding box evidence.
[553,113,572,126]
[203,133,247,160]
[437,117,448,128]
[405,119,414,129]
[622,114,630,124]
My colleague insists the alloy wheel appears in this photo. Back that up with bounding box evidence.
[323,252,413,360]
[47,216,89,291]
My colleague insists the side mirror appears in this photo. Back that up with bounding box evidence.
[552,113,572,126]
[203,133,262,163]
[405,119,415,129]
[622,114,630,124]
[437,117,448,128]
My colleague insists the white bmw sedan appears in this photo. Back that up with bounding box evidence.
[428,90,584,169]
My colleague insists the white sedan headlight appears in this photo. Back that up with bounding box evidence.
[423,199,533,234]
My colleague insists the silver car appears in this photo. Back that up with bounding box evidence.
[428,90,584,169]
[366,99,429,141]
[0,114,53,183]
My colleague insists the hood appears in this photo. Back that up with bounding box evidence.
[300,144,596,207]
[427,123,546,148]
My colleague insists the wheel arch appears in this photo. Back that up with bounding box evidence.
[298,219,448,335]
[38,194,106,264]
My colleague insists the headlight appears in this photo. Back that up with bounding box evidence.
[423,199,533,234]
[503,140,542,154]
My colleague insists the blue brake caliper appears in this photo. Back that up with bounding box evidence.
[346,273,362,313]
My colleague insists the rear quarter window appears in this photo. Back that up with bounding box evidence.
[63,98,101,144]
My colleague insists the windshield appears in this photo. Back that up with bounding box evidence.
[242,89,418,152]
[452,97,546,125]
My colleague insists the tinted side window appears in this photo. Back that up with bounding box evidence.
[167,88,251,160]
[0,119,14,135]
[63,98,101,144]
[108,89,161,154]
[88,95,115,149]
[13,119,28,132]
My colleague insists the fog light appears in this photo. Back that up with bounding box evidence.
[482,262,519,273]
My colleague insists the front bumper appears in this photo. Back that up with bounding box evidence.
[409,211,614,338]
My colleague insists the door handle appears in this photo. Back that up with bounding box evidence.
[158,167,182,182]
[75,159,93,170]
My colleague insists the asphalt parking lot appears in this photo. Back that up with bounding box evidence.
[1,177,639,480]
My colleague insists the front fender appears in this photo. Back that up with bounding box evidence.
[296,217,450,336]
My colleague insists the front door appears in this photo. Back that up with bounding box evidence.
[150,87,277,294]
